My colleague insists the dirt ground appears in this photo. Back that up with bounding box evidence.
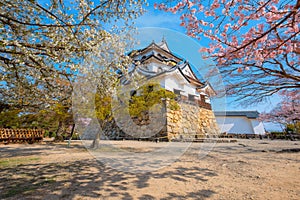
[0,139,299,200]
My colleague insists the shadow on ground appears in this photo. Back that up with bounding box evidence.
[0,142,85,158]
[0,158,217,199]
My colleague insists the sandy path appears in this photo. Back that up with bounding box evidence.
[0,139,299,199]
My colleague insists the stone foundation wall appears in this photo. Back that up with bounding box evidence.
[166,101,219,141]
[100,100,219,141]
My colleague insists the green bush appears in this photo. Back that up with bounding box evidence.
[43,130,49,138]
[94,82,180,125]
[48,132,56,138]
[129,82,179,117]
[71,133,80,140]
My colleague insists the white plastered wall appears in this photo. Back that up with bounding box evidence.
[250,119,266,135]
[164,73,196,96]
[216,116,256,134]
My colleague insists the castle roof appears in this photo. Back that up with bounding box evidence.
[129,40,183,64]
[214,111,260,119]
[126,39,216,96]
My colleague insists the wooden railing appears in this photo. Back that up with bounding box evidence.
[176,95,212,110]
[0,128,44,144]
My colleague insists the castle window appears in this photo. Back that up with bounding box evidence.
[188,94,195,101]
[174,89,181,95]
[200,94,205,102]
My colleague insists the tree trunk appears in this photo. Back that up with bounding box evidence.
[70,123,75,138]
[67,123,76,147]
[54,121,64,142]
[91,132,101,149]
[91,119,105,149]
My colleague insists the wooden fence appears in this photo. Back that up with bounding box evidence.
[0,128,44,144]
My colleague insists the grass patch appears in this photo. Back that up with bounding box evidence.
[0,157,40,168]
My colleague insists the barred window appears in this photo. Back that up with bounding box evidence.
[188,94,195,101]
[174,89,181,95]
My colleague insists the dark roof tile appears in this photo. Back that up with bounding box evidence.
[214,111,260,119]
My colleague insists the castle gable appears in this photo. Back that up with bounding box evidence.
[130,40,183,66]
[127,39,216,100]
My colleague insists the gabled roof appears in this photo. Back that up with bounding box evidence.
[178,61,204,86]
[136,65,158,76]
[127,39,214,91]
[214,111,260,119]
[123,64,189,85]
[179,61,198,80]
[186,75,204,87]
[130,40,183,63]
[137,52,177,66]
[136,56,205,87]
[196,82,216,96]
[157,37,171,52]
[144,64,191,84]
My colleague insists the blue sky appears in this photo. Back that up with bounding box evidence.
[34,0,283,131]
[132,1,283,131]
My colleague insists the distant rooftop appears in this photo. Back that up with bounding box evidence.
[214,111,260,119]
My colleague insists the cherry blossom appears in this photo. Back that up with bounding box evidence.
[260,90,300,132]
[156,0,300,103]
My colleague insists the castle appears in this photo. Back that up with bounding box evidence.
[102,39,220,141]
